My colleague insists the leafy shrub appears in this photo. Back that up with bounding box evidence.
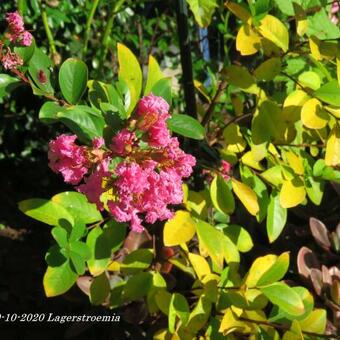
[0,0,339,338]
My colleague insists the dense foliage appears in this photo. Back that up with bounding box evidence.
[0,0,339,338]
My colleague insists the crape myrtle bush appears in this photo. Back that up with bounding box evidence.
[0,0,340,338]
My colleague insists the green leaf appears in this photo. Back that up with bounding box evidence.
[51,191,102,225]
[210,176,235,215]
[186,296,212,334]
[222,224,253,253]
[121,249,154,274]
[144,55,165,95]
[167,113,205,140]
[90,273,110,305]
[117,43,142,117]
[51,227,68,248]
[19,198,74,227]
[315,80,340,106]
[57,105,105,143]
[14,38,35,63]
[87,220,126,276]
[69,241,91,275]
[222,65,258,93]
[59,58,88,104]
[196,219,239,270]
[0,74,20,100]
[169,293,190,333]
[260,282,305,316]
[123,272,153,301]
[151,77,172,105]
[254,57,281,81]
[266,191,287,243]
[28,47,54,94]
[305,176,324,206]
[307,8,340,40]
[186,0,218,27]
[39,101,65,124]
[43,260,77,297]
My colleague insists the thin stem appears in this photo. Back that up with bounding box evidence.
[39,1,57,56]
[201,80,228,127]
[83,0,101,56]
[275,142,325,148]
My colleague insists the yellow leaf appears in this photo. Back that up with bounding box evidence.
[282,90,310,123]
[223,123,246,153]
[259,15,289,52]
[107,261,120,272]
[231,179,260,216]
[325,126,340,166]
[297,18,308,36]
[194,79,211,103]
[284,151,304,175]
[280,178,306,208]
[117,43,142,117]
[245,254,277,288]
[236,24,261,56]
[226,2,251,22]
[301,98,329,129]
[188,253,211,279]
[241,151,264,171]
[163,211,196,246]
[299,309,327,334]
[309,36,322,60]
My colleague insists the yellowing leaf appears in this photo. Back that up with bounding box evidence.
[231,179,259,216]
[280,178,306,208]
[337,56,340,87]
[245,254,277,288]
[259,15,289,52]
[210,175,235,215]
[285,151,304,175]
[325,126,340,166]
[219,308,253,335]
[309,37,322,60]
[186,190,208,219]
[282,90,310,123]
[194,79,211,103]
[163,211,196,246]
[144,55,165,95]
[241,151,264,171]
[325,105,340,119]
[117,43,142,117]
[223,123,246,153]
[301,98,329,129]
[298,71,321,90]
[226,2,251,22]
[236,24,261,56]
[231,94,243,116]
[299,309,327,334]
[186,0,218,27]
[188,253,211,279]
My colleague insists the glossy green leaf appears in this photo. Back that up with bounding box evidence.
[19,198,74,227]
[266,191,287,243]
[210,175,235,215]
[151,77,172,105]
[260,282,305,316]
[168,293,190,333]
[57,105,105,143]
[0,73,20,100]
[167,113,205,140]
[121,249,154,274]
[52,191,101,225]
[315,80,340,106]
[222,224,253,253]
[51,227,68,248]
[87,220,126,276]
[39,101,65,124]
[59,58,88,104]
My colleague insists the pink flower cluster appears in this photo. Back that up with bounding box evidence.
[330,1,340,24]
[48,94,196,233]
[1,48,23,70]
[6,11,33,46]
[221,160,232,181]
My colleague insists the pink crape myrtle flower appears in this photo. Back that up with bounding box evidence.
[1,49,23,70]
[5,11,33,46]
[330,1,340,24]
[110,129,135,156]
[137,93,170,116]
[48,134,88,185]
[221,160,232,180]
[21,31,33,46]
[77,158,111,211]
